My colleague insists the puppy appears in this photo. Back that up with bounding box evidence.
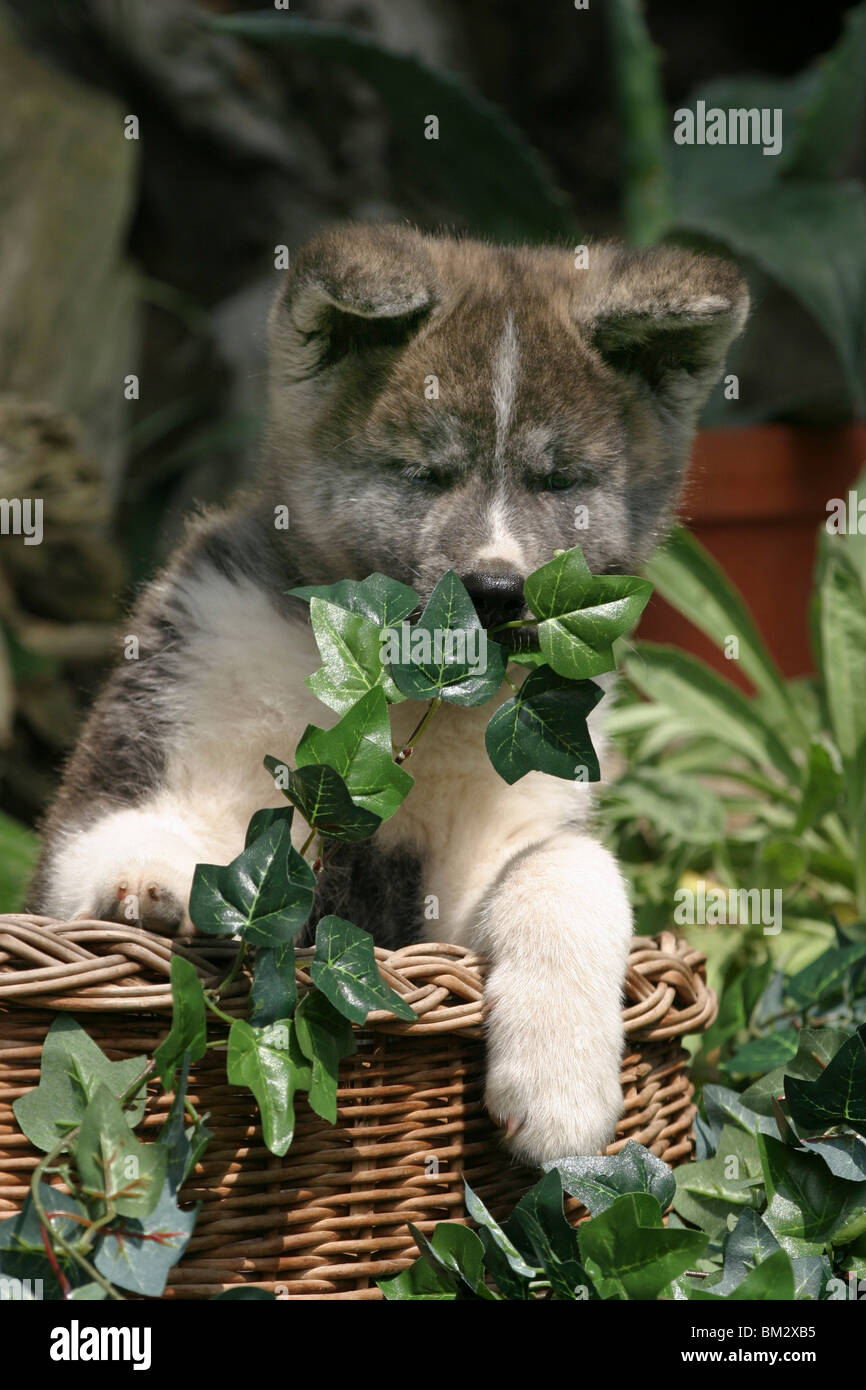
[30,225,747,1165]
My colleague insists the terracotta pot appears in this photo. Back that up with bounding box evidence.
[638,423,866,686]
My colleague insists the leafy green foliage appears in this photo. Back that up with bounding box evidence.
[523,546,652,681]
[484,665,603,784]
[13,1016,147,1153]
[0,810,39,913]
[264,757,383,842]
[295,687,413,821]
[190,817,316,943]
[311,915,417,1025]
[153,956,208,1089]
[386,570,506,705]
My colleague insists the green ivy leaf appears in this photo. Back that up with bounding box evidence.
[690,1248,795,1301]
[0,1188,88,1297]
[12,1017,147,1153]
[721,1030,799,1079]
[189,818,315,945]
[672,1125,765,1238]
[500,1170,588,1300]
[93,1182,198,1298]
[250,943,298,1026]
[793,736,844,834]
[759,1132,866,1255]
[295,686,412,821]
[153,956,208,1090]
[226,1019,311,1158]
[293,990,357,1125]
[264,757,382,842]
[77,1085,167,1220]
[579,1191,707,1300]
[157,1053,212,1193]
[801,1134,866,1183]
[524,546,652,680]
[244,804,294,847]
[386,571,506,706]
[408,1222,497,1299]
[378,1258,458,1300]
[290,572,419,626]
[462,1181,538,1282]
[311,916,416,1025]
[551,1139,676,1217]
[306,598,404,714]
[785,1026,866,1137]
[787,943,866,1008]
[484,665,603,784]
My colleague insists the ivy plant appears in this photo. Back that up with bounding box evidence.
[7,544,650,1299]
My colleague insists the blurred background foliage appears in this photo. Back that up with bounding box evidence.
[0,0,864,916]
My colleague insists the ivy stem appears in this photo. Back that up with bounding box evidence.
[216,941,247,996]
[395,697,441,764]
[299,827,317,858]
[203,994,237,1028]
[30,1138,124,1301]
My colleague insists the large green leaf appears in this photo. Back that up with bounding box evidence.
[386,571,506,706]
[644,526,798,734]
[673,181,866,413]
[524,546,652,680]
[673,1125,765,1238]
[759,1133,866,1254]
[787,942,866,1008]
[624,644,800,781]
[484,665,603,785]
[311,915,416,1025]
[13,1017,147,1153]
[579,1192,707,1300]
[293,990,356,1125]
[206,14,573,243]
[784,1026,866,1138]
[189,818,315,945]
[295,686,412,821]
[77,1085,167,1220]
[553,1139,675,1217]
[264,757,382,842]
[93,1183,197,1298]
[153,956,208,1090]
[226,1019,310,1158]
[690,1248,795,1301]
[306,598,404,715]
[502,1170,588,1300]
[290,573,419,627]
[249,943,298,1027]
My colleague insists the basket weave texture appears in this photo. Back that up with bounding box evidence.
[0,915,716,1299]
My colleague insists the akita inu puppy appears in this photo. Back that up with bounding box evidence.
[30,225,747,1166]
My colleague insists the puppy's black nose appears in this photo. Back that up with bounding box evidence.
[460,570,525,630]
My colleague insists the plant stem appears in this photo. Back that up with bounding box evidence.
[395,697,441,764]
[30,1138,124,1301]
[299,827,317,857]
[203,993,237,1028]
[216,941,247,996]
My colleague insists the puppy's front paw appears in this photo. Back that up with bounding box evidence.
[88,870,192,937]
[483,979,624,1167]
[49,810,205,937]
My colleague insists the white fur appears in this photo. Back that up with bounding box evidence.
[492,312,519,463]
[46,567,632,1164]
[474,493,526,572]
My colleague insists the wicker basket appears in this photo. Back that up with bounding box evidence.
[0,915,716,1299]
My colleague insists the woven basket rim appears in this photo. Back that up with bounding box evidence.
[0,915,717,1042]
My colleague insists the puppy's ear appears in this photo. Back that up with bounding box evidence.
[578,245,749,423]
[269,224,439,382]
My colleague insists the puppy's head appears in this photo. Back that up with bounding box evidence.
[266,224,748,625]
